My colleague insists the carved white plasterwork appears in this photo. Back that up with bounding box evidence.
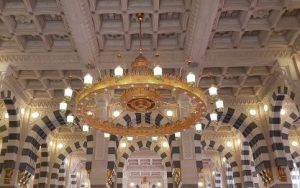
[181,129,194,159]
[0,53,79,64]
[95,131,105,160]
[205,49,292,61]
[54,134,86,141]
[29,101,61,109]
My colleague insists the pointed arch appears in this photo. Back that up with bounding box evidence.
[49,140,87,187]
[200,139,242,188]
[19,110,93,178]
[116,140,173,188]
[0,90,21,174]
[269,85,300,168]
[195,107,270,178]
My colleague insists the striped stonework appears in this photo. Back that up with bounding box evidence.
[281,112,300,170]
[49,140,86,187]
[0,123,8,172]
[114,112,169,127]
[241,141,260,188]
[215,170,221,188]
[198,107,271,175]
[57,161,66,187]
[107,134,119,186]
[226,162,235,188]
[291,147,300,168]
[169,134,181,168]
[39,143,50,187]
[200,140,242,188]
[86,133,94,175]
[0,90,21,174]
[33,160,40,188]
[270,86,300,168]
[116,140,173,188]
[19,110,81,176]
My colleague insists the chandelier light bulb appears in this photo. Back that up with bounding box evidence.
[195,123,202,133]
[114,65,124,77]
[153,65,162,77]
[104,133,110,140]
[264,104,269,112]
[215,99,224,112]
[127,136,133,142]
[84,73,93,88]
[208,85,218,100]
[152,136,158,142]
[64,86,73,101]
[175,132,181,140]
[59,101,67,114]
[66,114,74,126]
[121,142,127,148]
[210,111,218,123]
[186,72,196,85]
[198,182,203,187]
[82,124,89,132]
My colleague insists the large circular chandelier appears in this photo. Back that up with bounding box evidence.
[59,13,224,138]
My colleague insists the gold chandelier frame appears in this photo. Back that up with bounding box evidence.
[76,73,208,136]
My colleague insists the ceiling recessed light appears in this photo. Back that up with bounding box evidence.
[32,112,40,119]
[57,143,64,149]
[162,142,168,148]
[292,141,298,147]
[280,109,286,115]
[249,109,256,116]
[113,110,120,117]
[20,108,25,115]
[227,141,232,147]
[121,143,126,148]
[166,110,173,117]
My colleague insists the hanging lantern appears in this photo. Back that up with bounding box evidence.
[210,111,218,124]
[114,66,124,77]
[84,73,93,88]
[208,85,218,100]
[186,72,196,85]
[175,132,181,140]
[152,136,158,142]
[195,123,202,133]
[64,86,73,101]
[153,65,162,78]
[215,99,224,112]
[59,101,67,114]
[82,124,89,132]
[127,136,133,142]
[66,114,74,126]
[104,133,110,140]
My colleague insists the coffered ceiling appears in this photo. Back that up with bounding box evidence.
[0,0,298,101]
